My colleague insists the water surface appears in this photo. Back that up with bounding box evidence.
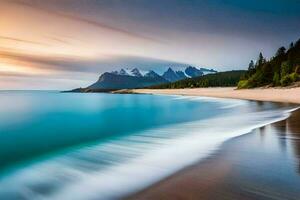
[0,91,297,199]
[128,109,300,200]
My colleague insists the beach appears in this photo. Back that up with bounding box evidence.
[4,91,289,200]
[1,0,299,199]
[127,106,300,200]
[1,91,300,199]
[124,87,300,199]
[130,87,300,104]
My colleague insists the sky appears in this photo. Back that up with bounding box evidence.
[0,0,300,90]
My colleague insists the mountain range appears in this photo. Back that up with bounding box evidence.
[72,66,217,92]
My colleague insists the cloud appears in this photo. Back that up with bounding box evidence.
[0,49,190,75]
[0,36,49,46]
[8,0,160,43]
[45,36,71,45]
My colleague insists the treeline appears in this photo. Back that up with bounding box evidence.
[148,70,245,89]
[238,38,300,88]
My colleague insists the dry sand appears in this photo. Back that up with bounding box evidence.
[131,87,300,104]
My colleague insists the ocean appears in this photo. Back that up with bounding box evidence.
[0,91,297,200]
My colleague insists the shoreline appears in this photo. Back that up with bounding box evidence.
[127,107,300,200]
[127,87,300,104]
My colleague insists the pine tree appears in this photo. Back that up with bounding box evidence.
[256,52,265,69]
[238,37,300,88]
[248,60,255,70]
[247,60,256,77]
[276,47,286,57]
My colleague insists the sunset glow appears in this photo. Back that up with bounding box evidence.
[1,0,299,89]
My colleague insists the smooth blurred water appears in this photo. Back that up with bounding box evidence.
[0,91,297,200]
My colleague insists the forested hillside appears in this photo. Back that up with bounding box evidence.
[238,38,300,88]
[148,71,245,89]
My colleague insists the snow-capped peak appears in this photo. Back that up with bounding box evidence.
[130,68,143,77]
[111,68,148,77]
[119,69,129,76]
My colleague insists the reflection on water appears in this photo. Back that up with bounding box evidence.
[128,109,300,200]
[0,91,299,200]
[256,101,300,172]
[277,110,300,174]
[256,109,300,176]
[229,110,300,200]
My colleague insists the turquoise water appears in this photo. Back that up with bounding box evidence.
[0,91,297,199]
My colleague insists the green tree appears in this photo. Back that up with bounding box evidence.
[296,39,300,48]
[273,72,280,86]
[281,61,292,78]
[257,52,264,67]
[261,63,273,83]
[239,37,300,88]
[276,47,286,57]
[248,60,255,70]
[245,60,256,78]
[280,75,292,86]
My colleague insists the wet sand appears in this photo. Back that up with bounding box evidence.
[130,87,300,104]
[127,107,300,200]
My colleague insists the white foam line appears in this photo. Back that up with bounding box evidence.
[46,109,294,200]
[1,99,298,200]
[170,95,247,109]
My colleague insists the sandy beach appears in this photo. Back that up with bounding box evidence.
[130,87,300,104]
[125,87,300,199]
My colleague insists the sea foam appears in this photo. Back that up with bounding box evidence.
[0,97,297,200]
